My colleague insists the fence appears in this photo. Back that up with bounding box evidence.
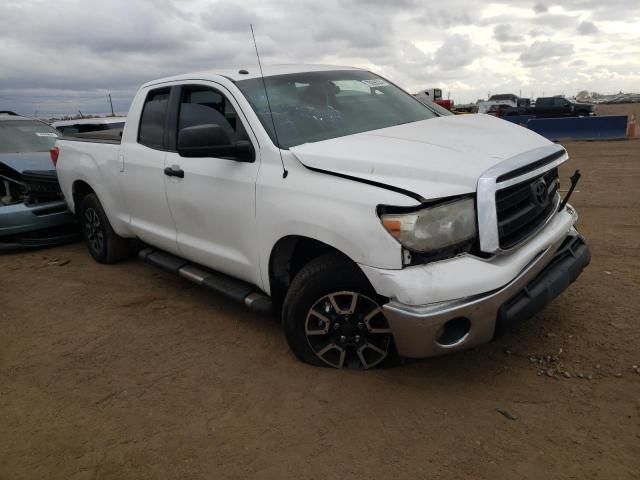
[502,115,630,141]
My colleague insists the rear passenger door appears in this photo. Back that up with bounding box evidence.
[553,97,571,116]
[120,86,179,254]
[535,98,551,117]
[163,82,261,285]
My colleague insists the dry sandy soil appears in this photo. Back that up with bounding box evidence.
[1,105,639,479]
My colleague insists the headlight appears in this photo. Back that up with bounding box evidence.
[380,197,477,253]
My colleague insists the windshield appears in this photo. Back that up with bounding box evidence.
[0,120,60,153]
[236,70,440,148]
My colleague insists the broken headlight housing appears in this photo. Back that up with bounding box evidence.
[380,197,477,254]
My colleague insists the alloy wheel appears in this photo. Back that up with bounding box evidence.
[84,207,104,254]
[305,291,392,369]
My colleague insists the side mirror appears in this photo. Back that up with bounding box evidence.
[177,124,255,162]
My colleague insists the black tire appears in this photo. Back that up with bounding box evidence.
[78,193,131,264]
[282,253,393,369]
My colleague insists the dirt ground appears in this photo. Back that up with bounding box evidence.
[1,105,639,479]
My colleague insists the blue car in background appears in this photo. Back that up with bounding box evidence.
[0,111,77,249]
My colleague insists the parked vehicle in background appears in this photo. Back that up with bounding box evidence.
[52,117,126,136]
[414,88,454,110]
[487,103,534,118]
[486,104,513,117]
[451,103,478,114]
[54,65,589,369]
[478,94,530,114]
[0,111,76,249]
[528,97,596,118]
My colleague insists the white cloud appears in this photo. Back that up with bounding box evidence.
[434,34,480,69]
[533,2,549,13]
[519,41,574,66]
[493,24,525,42]
[577,21,599,35]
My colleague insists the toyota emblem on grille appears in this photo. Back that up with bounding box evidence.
[531,179,549,207]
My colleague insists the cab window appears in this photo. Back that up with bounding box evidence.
[138,87,170,149]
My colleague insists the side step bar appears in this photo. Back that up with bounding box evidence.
[138,248,272,313]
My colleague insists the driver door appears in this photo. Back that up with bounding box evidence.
[163,82,261,285]
[554,97,571,116]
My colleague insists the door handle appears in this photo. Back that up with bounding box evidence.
[164,165,184,178]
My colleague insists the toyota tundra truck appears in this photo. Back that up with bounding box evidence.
[54,65,590,369]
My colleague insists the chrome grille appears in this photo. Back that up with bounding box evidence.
[495,168,559,249]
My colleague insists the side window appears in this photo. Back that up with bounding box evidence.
[553,98,567,107]
[138,87,170,149]
[78,124,103,133]
[60,126,79,135]
[178,86,247,143]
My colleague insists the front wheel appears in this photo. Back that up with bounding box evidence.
[283,253,393,369]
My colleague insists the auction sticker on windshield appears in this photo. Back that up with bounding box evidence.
[361,79,389,88]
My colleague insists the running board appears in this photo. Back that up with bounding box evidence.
[138,248,272,313]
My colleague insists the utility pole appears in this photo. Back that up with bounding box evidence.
[78,110,84,119]
[108,94,115,117]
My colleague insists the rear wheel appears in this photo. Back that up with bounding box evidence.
[78,193,131,264]
[283,253,393,369]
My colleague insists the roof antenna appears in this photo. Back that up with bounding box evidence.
[250,24,288,179]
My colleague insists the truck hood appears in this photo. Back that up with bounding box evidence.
[290,114,558,200]
[0,152,54,177]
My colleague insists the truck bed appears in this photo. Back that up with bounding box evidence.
[55,135,123,215]
[61,127,123,144]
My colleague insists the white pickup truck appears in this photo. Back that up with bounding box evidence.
[54,65,590,369]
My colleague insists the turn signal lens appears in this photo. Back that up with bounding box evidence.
[382,218,402,238]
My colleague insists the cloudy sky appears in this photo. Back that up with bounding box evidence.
[1,0,639,116]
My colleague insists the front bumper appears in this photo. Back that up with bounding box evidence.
[383,233,590,358]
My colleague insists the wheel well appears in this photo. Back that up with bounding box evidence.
[269,236,357,312]
[72,180,95,213]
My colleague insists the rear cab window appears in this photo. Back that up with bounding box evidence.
[138,88,171,149]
